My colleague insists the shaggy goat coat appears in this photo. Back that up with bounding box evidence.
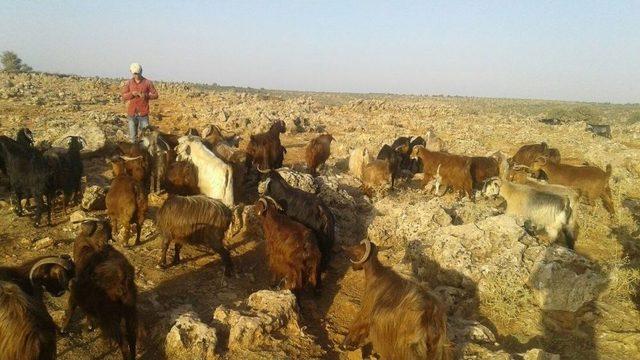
[256,198,321,294]
[156,195,236,272]
[65,220,138,360]
[343,242,450,360]
[261,170,335,272]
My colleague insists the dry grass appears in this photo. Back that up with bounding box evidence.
[479,270,540,333]
[600,258,640,305]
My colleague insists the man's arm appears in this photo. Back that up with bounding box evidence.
[148,81,158,100]
[121,80,134,101]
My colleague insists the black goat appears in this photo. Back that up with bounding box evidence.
[259,168,335,272]
[0,137,55,226]
[44,136,86,212]
[0,255,75,360]
[376,144,406,187]
[62,218,138,360]
[586,123,612,139]
[539,118,563,125]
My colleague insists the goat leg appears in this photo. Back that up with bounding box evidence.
[33,194,45,227]
[120,307,137,360]
[13,192,24,216]
[342,318,370,351]
[61,285,77,334]
[123,223,132,247]
[134,222,142,246]
[172,243,182,265]
[158,235,171,268]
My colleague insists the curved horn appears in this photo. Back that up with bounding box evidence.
[257,198,268,215]
[512,164,532,171]
[201,124,213,138]
[120,155,143,161]
[256,165,271,174]
[350,239,372,265]
[24,129,34,142]
[158,136,171,151]
[29,256,74,287]
[71,217,101,224]
[263,196,283,211]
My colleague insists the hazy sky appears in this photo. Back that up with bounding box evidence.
[1,1,639,103]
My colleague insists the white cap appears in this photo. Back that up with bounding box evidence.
[129,63,142,74]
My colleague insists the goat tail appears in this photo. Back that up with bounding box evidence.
[119,271,137,307]
[605,164,612,177]
[224,167,235,207]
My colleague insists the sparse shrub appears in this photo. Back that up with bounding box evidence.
[601,258,640,305]
[628,112,640,124]
[1,51,32,73]
[570,105,601,123]
[479,270,539,330]
[547,108,569,121]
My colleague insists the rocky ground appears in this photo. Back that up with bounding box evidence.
[0,72,639,359]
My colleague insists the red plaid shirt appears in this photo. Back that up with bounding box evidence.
[121,77,158,117]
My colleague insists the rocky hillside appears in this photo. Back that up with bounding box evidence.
[0,72,639,359]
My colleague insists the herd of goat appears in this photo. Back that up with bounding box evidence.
[0,118,616,359]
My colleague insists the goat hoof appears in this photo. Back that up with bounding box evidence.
[157,263,168,269]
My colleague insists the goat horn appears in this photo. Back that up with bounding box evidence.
[29,256,74,288]
[120,155,142,161]
[512,164,532,171]
[258,178,271,195]
[257,198,268,215]
[71,217,101,224]
[23,129,34,141]
[350,239,372,265]
[256,165,271,174]
[158,136,171,151]
[263,196,283,211]
[202,125,213,138]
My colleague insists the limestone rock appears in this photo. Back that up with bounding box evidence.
[212,290,301,351]
[165,310,218,360]
[81,185,106,211]
[528,246,607,312]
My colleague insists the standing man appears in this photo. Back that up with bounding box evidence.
[121,62,158,142]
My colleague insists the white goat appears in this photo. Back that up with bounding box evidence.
[484,177,576,249]
[176,136,234,207]
[349,147,374,179]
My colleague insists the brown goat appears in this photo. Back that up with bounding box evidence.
[163,160,200,196]
[62,219,138,360]
[116,141,152,190]
[411,146,473,197]
[361,159,392,195]
[156,195,243,275]
[245,120,287,170]
[469,156,499,190]
[0,256,74,360]
[255,197,321,296]
[202,124,241,148]
[106,157,148,246]
[305,133,334,176]
[510,142,561,167]
[531,157,615,215]
[342,240,450,360]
